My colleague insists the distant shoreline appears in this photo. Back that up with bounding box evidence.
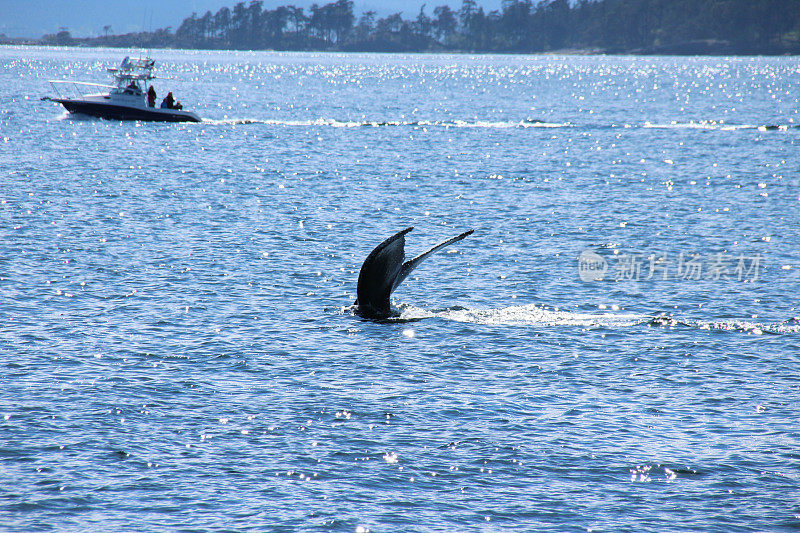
[3,41,799,58]
[5,0,799,57]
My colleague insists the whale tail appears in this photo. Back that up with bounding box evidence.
[355,227,474,318]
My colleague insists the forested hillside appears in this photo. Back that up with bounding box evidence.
[40,0,800,54]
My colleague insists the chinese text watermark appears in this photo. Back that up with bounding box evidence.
[578,249,763,283]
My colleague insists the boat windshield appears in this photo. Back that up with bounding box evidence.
[112,81,145,95]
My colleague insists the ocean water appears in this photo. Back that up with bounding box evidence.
[1,46,799,532]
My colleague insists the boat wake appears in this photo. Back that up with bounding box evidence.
[371,303,800,334]
[202,117,800,132]
[202,117,567,128]
[50,111,797,132]
[643,120,798,131]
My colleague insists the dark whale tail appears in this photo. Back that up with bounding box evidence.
[355,227,474,319]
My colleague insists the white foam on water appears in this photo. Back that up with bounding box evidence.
[394,304,800,334]
[201,117,568,128]
[398,303,647,327]
[642,120,780,131]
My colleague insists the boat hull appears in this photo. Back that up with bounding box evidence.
[54,98,201,123]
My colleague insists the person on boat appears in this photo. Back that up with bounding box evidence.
[160,92,175,109]
[147,86,156,107]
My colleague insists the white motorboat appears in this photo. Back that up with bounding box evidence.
[44,56,201,122]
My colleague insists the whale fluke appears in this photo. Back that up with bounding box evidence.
[355,227,474,319]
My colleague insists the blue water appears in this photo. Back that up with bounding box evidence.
[1,46,799,532]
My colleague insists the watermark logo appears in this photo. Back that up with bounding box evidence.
[578,249,763,282]
[578,249,608,281]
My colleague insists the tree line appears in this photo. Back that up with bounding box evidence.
[42,0,800,54]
